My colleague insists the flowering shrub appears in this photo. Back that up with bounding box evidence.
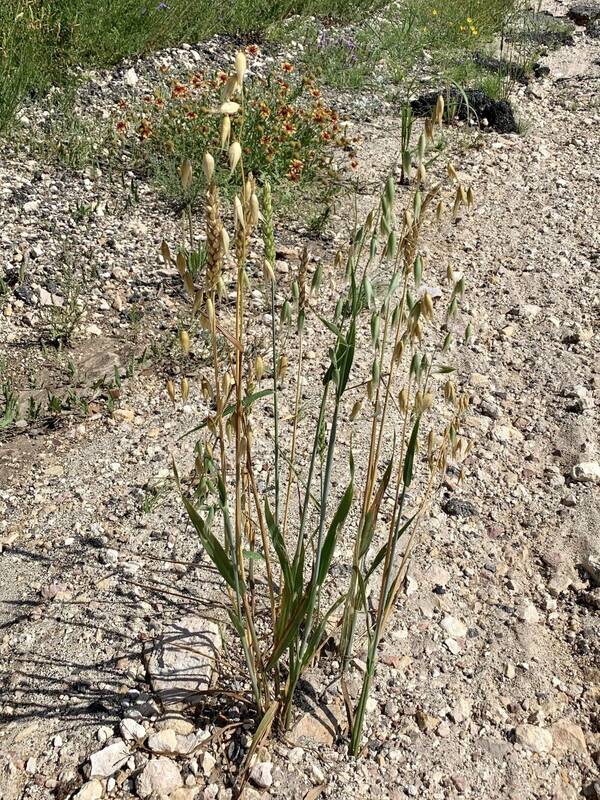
[114,53,359,201]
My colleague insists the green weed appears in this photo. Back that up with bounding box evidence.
[0,381,19,429]
[40,261,85,344]
[20,85,108,168]
[274,0,525,103]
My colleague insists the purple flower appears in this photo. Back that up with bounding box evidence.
[317,30,332,49]
[316,29,359,64]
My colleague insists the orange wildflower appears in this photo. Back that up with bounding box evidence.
[138,119,153,139]
[278,104,295,119]
[287,159,304,181]
[172,82,189,98]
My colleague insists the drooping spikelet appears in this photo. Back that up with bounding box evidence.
[234,173,258,263]
[206,181,224,293]
[262,180,276,281]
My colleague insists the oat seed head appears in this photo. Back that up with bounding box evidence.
[179,158,193,191]
[179,329,190,355]
[255,355,265,382]
[206,182,224,292]
[434,94,444,125]
[220,101,240,115]
[235,51,247,86]
[166,379,175,403]
[161,240,172,264]
[350,399,363,421]
[203,152,215,182]
[181,377,189,401]
[229,141,242,174]
[221,115,231,149]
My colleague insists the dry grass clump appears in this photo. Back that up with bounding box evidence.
[164,50,474,780]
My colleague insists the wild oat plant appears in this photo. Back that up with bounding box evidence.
[164,53,473,771]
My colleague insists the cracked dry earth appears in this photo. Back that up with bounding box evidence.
[1,5,600,800]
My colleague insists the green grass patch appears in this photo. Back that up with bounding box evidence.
[0,0,381,130]
[272,0,527,98]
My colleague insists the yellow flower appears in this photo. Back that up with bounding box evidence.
[466,16,473,23]
[431,7,438,15]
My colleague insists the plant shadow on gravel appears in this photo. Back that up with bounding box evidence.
[0,570,229,722]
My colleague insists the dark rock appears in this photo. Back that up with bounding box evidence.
[587,19,600,35]
[471,53,548,83]
[533,63,551,77]
[442,497,478,518]
[480,399,500,420]
[568,3,600,25]
[582,780,600,800]
[14,284,35,305]
[3,266,21,287]
[528,27,575,47]
[410,89,518,133]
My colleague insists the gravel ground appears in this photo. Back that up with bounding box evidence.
[1,2,599,800]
